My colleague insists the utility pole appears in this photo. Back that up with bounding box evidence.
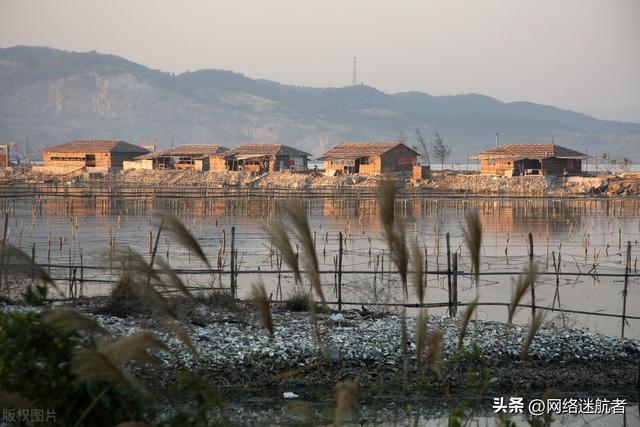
[352,57,357,86]
[495,132,499,147]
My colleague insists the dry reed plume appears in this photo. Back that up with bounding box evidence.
[463,210,483,285]
[111,246,199,357]
[400,310,409,390]
[265,220,302,286]
[457,296,479,351]
[266,203,327,357]
[508,262,538,324]
[334,380,360,425]
[72,349,146,395]
[378,177,409,297]
[156,212,210,268]
[99,333,167,365]
[43,308,109,337]
[410,240,425,305]
[0,243,62,296]
[285,202,326,304]
[251,281,274,337]
[426,329,444,377]
[415,309,428,367]
[520,311,545,360]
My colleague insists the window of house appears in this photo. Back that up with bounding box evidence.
[360,157,371,165]
[51,156,85,161]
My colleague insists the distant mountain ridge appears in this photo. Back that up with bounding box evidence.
[1,45,638,160]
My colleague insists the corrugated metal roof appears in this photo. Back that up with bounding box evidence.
[44,140,149,154]
[225,144,310,157]
[136,144,229,160]
[473,144,587,160]
[318,142,419,160]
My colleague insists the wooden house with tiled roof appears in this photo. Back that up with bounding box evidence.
[127,144,229,171]
[225,144,309,172]
[43,140,149,173]
[472,143,586,176]
[318,142,419,175]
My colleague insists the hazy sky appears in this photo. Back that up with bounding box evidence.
[1,0,639,122]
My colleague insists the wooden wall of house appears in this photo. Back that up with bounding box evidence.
[193,158,207,171]
[324,160,348,175]
[44,151,142,169]
[209,156,227,172]
[0,146,9,168]
[541,158,582,176]
[479,159,515,175]
[110,152,142,167]
[44,151,109,168]
[379,145,417,173]
[273,155,307,171]
[359,156,382,174]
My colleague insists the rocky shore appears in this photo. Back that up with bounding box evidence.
[7,299,636,396]
[5,167,640,196]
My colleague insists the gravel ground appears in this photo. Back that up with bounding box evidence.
[3,300,639,425]
[4,300,639,394]
[34,299,637,395]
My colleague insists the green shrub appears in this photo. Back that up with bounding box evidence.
[196,289,239,312]
[98,275,145,317]
[0,310,147,426]
[284,291,312,312]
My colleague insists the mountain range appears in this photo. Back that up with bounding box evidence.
[1,46,638,161]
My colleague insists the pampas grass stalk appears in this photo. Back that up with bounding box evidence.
[410,240,425,305]
[163,319,199,358]
[156,258,193,298]
[334,380,360,425]
[426,329,444,378]
[520,311,545,359]
[508,263,538,324]
[463,210,483,285]
[285,202,325,304]
[72,349,146,394]
[415,308,428,367]
[457,297,479,351]
[99,333,167,365]
[378,177,409,298]
[401,310,409,390]
[0,242,63,296]
[156,212,210,267]
[251,281,274,337]
[43,308,109,337]
[306,297,328,359]
[112,246,200,358]
[265,220,302,286]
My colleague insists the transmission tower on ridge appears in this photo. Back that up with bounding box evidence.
[352,57,357,86]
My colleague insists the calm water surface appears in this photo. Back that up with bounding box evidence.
[2,195,639,338]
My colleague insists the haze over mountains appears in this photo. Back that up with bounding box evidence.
[1,46,638,160]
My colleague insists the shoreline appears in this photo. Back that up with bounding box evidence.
[4,297,638,397]
[2,170,640,199]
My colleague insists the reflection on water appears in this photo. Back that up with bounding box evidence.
[1,195,639,337]
[228,394,640,426]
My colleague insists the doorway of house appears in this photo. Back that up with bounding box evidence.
[85,154,96,167]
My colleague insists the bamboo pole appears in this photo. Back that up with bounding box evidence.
[529,232,536,318]
[622,241,631,338]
